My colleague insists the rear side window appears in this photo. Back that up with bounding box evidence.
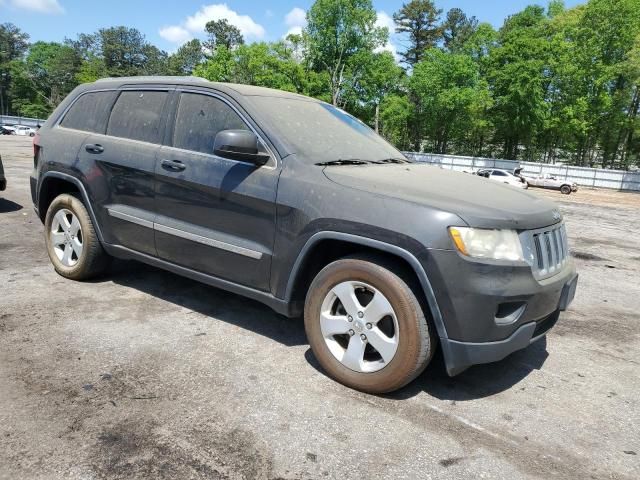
[60,91,117,134]
[107,90,168,144]
[172,93,249,155]
[492,170,507,177]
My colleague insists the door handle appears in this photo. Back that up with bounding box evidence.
[85,144,104,154]
[161,159,186,172]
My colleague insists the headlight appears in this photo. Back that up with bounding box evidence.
[449,227,524,261]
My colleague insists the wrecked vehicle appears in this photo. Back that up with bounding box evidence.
[30,77,578,393]
[526,173,578,194]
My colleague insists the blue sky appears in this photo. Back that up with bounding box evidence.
[1,0,584,54]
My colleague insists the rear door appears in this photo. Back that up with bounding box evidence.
[154,89,279,291]
[76,87,171,256]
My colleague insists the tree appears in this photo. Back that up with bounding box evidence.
[204,19,244,50]
[379,94,413,149]
[393,0,441,65]
[348,51,404,132]
[486,6,550,159]
[304,0,386,106]
[442,8,479,52]
[168,39,204,75]
[194,41,311,94]
[410,49,490,153]
[0,23,30,115]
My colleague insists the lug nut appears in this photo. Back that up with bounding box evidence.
[347,315,353,322]
[360,334,367,341]
[348,329,355,336]
[357,311,364,318]
[366,323,372,329]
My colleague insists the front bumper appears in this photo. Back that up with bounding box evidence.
[424,249,577,376]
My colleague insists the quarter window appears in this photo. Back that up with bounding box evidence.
[107,90,168,144]
[60,91,117,134]
[173,93,249,155]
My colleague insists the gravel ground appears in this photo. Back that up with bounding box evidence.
[1,135,639,479]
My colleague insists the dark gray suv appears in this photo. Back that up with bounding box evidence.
[30,77,578,393]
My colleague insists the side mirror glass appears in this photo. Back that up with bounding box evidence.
[213,129,270,165]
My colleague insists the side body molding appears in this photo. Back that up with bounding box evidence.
[284,231,448,340]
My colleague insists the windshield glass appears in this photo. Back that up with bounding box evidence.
[248,96,407,163]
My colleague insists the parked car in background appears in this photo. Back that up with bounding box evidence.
[526,174,578,194]
[30,77,577,394]
[475,168,528,189]
[1,125,16,135]
[14,125,37,137]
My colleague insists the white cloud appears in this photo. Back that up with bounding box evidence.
[375,11,400,62]
[185,4,265,38]
[283,26,303,39]
[282,7,306,39]
[10,0,63,14]
[159,25,192,44]
[285,7,306,28]
[159,3,265,44]
[375,11,394,31]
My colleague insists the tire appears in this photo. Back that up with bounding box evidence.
[44,193,109,280]
[560,185,571,194]
[304,256,435,394]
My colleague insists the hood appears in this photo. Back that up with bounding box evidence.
[323,163,562,230]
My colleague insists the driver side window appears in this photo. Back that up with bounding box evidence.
[173,92,249,155]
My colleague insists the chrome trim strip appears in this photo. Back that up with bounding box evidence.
[107,208,263,260]
[107,209,154,229]
[154,223,263,260]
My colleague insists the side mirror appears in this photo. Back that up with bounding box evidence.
[213,129,270,165]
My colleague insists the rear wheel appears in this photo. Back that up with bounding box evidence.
[304,256,435,394]
[44,194,109,280]
[560,185,571,194]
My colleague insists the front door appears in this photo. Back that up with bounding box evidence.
[154,90,279,291]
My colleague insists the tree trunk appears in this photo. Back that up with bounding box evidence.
[375,102,380,134]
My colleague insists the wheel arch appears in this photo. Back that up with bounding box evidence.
[284,232,448,339]
[38,172,105,242]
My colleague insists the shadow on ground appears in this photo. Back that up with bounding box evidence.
[0,198,23,213]
[105,258,548,400]
[105,259,307,347]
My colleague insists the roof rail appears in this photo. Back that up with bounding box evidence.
[94,76,210,83]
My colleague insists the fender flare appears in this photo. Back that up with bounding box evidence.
[38,171,105,243]
[284,231,448,340]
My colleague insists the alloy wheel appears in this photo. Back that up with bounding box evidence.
[50,208,83,267]
[319,280,399,373]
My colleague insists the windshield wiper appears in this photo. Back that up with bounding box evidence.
[377,158,411,164]
[315,159,376,166]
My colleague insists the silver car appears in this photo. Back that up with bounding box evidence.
[526,174,578,194]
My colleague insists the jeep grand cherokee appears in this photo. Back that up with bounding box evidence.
[30,77,578,393]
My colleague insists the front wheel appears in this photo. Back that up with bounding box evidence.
[304,256,435,394]
[560,185,571,194]
[44,194,109,280]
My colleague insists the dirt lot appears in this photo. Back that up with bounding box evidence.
[1,135,639,479]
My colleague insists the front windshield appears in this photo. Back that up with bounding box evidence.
[248,96,407,163]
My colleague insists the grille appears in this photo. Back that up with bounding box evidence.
[521,223,570,280]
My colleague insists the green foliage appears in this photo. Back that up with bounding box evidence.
[2,0,639,168]
[393,0,441,65]
[304,0,387,105]
[204,20,244,50]
[410,49,490,153]
[168,39,205,75]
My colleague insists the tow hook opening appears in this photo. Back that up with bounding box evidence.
[495,301,527,325]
